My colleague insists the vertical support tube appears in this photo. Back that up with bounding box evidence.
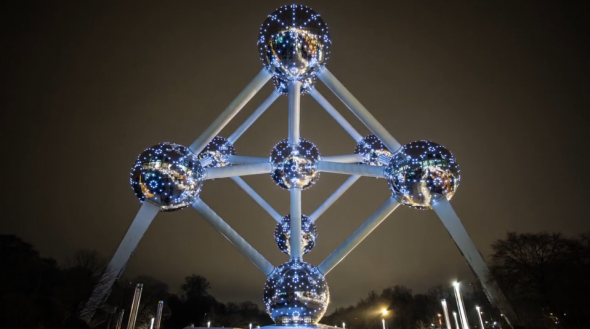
[115,310,125,329]
[318,197,400,275]
[228,91,280,144]
[432,197,518,326]
[453,312,461,329]
[442,299,452,329]
[192,199,275,276]
[454,282,470,329]
[189,69,272,153]
[231,177,281,222]
[311,175,360,222]
[317,68,402,153]
[80,202,160,323]
[309,89,363,142]
[127,283,143,329]
[288,81,302,145]
[154,301,164,329]
[290,188,303,261]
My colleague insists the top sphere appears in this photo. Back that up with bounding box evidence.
[130,142,204,212]
[258,4,331,81]
[198,136,235,168]
[385,140,460,210]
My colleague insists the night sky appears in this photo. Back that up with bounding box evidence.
[2,1,588,312]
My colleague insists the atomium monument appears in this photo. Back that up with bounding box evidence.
[81,4,518,327]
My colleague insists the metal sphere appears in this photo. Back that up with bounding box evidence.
[354,134,394,166]
[198,136,235,168]
[385,140,460,210]
[130,143,204,212]
[270,138,321,190]
[263,260,329,325]
[258,4,331,81]
[272,76,316,96]
[275,214,317,255]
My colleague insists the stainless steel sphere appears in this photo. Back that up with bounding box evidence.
[270,138,321,190]
[385,140,460,210]
[258,4,331,81]
[130,143,204,212]
[263,260,329,325]
[354,134,394,166]
[275,214,317,255]
[198,136,235,168]
[272,76,316,96]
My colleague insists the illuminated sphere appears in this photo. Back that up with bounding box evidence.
[258,4,331,81]
[198,136,235,168]
[263,260,329,325]
[385,140,460,210]
[272,76,316,96]
[130,143,204,212]
[270,138,321,190]
[275,214,317,255]
[354,134,394,166]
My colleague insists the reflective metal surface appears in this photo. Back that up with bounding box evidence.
[130,143,204,212]
[354,134,393,166]
[258,4,331,81]
[385,140,460,210]
[198,136,235,168]
[272,76,316,96]
[270,138,321,190]
[275,214,317,255]
[264,260,329,325]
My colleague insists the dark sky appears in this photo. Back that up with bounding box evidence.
[2,1,588,312]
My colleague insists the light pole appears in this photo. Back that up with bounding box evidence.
[453,311,461,329]
[249,323,252,329]
[453,282,469,329]
[207,321,211,328]
[438,313,442,329]
[442,299,452,329]
[476,307,484,329]
[343,322,346,329]
[149,317,154,329]
[382,319,386,329]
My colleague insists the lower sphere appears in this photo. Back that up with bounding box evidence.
[385,140,460,210]
[264,260,329,325]
[275,214,317,255]
[270,138,321,190]
[130,142,204,212]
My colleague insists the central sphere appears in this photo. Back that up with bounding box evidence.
[258,4,331,81]
[270,138,321,190]
[385,140,460,210]
[130,143,204,212]
[264,260,329,325]
[275,214,317,255]
[197,136,235,168]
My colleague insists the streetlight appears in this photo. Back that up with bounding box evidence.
[476,306,484,329]
[453,311,460,329]
[382,309,388,316]
[249,323,252,329]
[437,314,442,329]
[382,319,386,329]
[453,281,469,329]
[342,322,345,329]
[149,317,155,329]
[207,321,211,328]
[441,299,452,329]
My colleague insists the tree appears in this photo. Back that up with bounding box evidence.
[181,274,211,300]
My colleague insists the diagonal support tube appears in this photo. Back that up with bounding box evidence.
[431,197,519,327]
[204,163,272,180]
[80,202,160,323]
[192,199,275,276]
[227,155,269,165]
[231,177,281,222]
[311,175,360,222]
[318,197,400,275]
[321,154,364,163]
[317,161,385,178]
[290,188,303,261]
[189,69,272,153]
[228,91,280,144]
[310,89,363,142]
[317,68,402,153]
